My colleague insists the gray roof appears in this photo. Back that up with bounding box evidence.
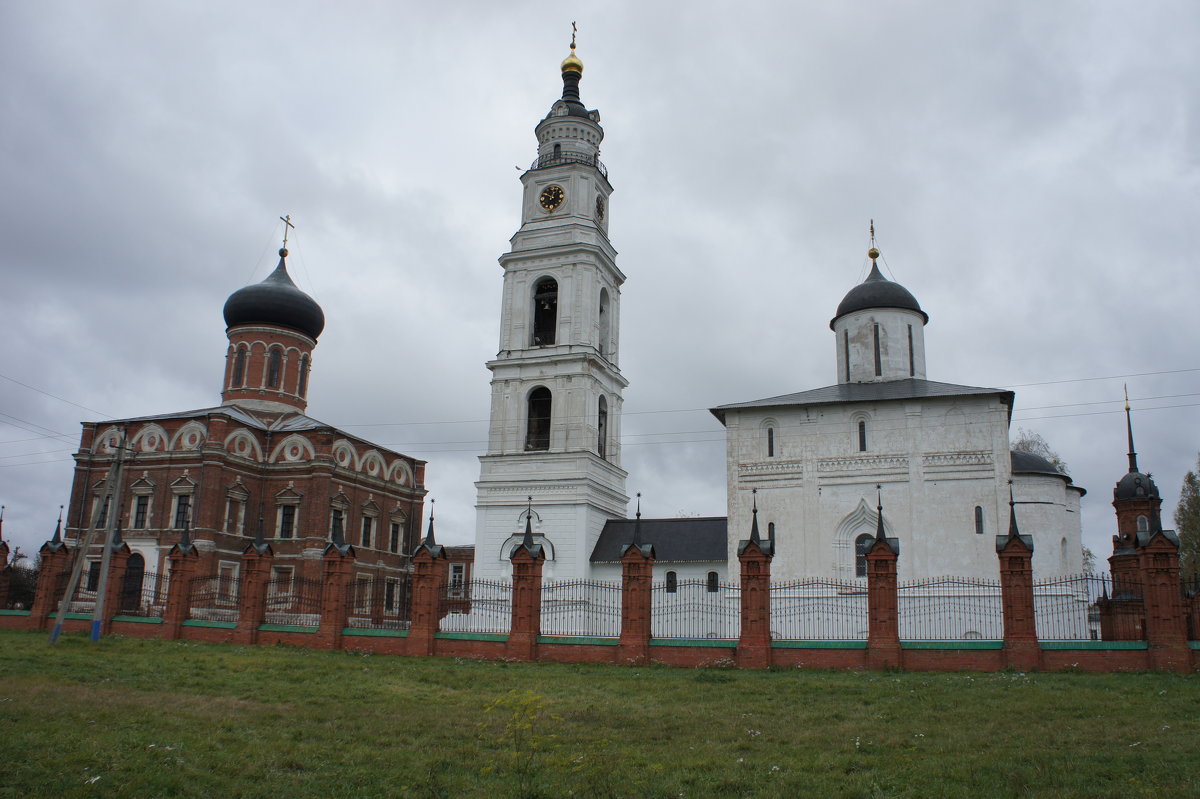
[590,517,727,563]
[711,379,1015,423]
[831,262,927,328]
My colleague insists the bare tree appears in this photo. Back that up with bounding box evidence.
[1011,427,1069,475]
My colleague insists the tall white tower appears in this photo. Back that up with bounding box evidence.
[473,40,629,579]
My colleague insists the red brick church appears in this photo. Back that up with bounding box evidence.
[60,237,428,607]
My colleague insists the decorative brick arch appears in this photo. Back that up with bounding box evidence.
[224,430,263,461]
[170,421,208,451]
[270,434,316,464]
[132,423,169,453]
[332,440,358,470]
[833,499,894,578]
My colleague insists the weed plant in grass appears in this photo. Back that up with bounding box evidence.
[0,630,1198,798]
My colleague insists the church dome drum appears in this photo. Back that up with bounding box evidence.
[223,249,325,340]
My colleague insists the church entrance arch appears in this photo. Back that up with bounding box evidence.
[833,499,894,579]
[119,552,146,612]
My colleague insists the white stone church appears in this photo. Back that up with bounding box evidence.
[472,44,1085,586]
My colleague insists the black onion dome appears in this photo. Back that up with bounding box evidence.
[1114,470,1159,501]
[223,250,325,340]
[1011,450,1069,479]
[831,263,928,329]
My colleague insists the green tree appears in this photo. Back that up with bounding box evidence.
[1175,459,1200,578]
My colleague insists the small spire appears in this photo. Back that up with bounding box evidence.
[868,219,880,262]
[1007,481,1021,538]
[1124,384,1139,474]
[749,488,762,545]
[52,506,64,544]
[422,499,437,546]
[560,22,584,94]
[631,492,643,547]
[875,485,886,541]
[521,496,536,548]
[0,504,5,541]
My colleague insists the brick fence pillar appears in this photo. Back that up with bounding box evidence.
[31,540,71,631]
[997,528,1040,671]
[98,543,131,636]
[317,543,355,650]
[618,543,654,663]
[162,543,200,639]
[866,534,901,670]
[506,543,545,662]
[0,538,10,609]
[737,533,773,669]
[1136,530,1190,672]
[235,544,273,645]
[406,510,447,657]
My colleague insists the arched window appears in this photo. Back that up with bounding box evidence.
[768,522,775,540]
[706,571,719,593]
[1060,537,1068,563]
[974,506,984,535]
[858,420,867,452]
[553,142,561,160]
[231,345,247,388]
[598,288,610,357]
[597,395,608,459]
[908,324,915,377]
[767,427,775,457]
[855,533,874,578]
[297,354,310,398]
[1136,515,1149,532]
[532,278,558,346]
[525,387,552,451]
[267,348,282,389]
[665,571,678,593]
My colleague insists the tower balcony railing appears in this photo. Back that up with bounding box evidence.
[529,152,607,178]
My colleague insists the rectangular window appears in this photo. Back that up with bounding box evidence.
[390,522,401,553]
[86,560,101,592]
[361,516,374,549]
[173,495,191,529]
[767,427,775,458]
[354,576,370,613]
[873,323,882,377]
[330,508,344,540]
[217,562,238,603]
[843,329,850,382]
[907,324,915,377]
[133,495,149,529]
[858,420,867,452]
[278,505,296,539]
[385,580,397,612]
[94,496,110,528]
[450,563,465,588]
[225,499,244,533]
[270,566,294,596]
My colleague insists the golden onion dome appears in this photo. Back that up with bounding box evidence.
[561,46,583,74]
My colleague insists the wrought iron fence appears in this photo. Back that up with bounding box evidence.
[117,570,168,618]
[1035,573,1142,641]
[540,579,621,637]
[898,577,1003,640]
[650,578,740,640]
[6,565,38,609]
[188,574,241,623]
[770,579,868,640]
[346,575,411,630]
[438,579,512,634]
[264,575,324,627]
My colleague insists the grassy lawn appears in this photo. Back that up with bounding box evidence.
[0,630,1197,798]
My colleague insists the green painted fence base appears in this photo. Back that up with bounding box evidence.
[182,619,237,629]
[772,640,868,649]
[537,635,619,646]
[902,641,1004,650]
[1040,640,1148,650]
[434,631,506,642]
[342,627,407,638]
[0,610,31,616]
[650,638,737,648]
[258,624,317,634]
[111,616,163,624]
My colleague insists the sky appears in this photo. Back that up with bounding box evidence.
[1,1,1198,564]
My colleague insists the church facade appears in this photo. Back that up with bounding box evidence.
[472,47,1085,585]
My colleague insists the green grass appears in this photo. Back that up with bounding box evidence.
[1,630,1197,798]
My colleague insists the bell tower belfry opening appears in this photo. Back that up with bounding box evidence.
[473,33,630,579]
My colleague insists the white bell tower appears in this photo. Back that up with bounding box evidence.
[473,38,629,579]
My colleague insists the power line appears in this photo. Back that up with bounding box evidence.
[0,372,110,417]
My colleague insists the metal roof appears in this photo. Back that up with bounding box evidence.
[590,517,727,563]
[711,378,1014,423]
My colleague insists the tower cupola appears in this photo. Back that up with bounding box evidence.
[220,219,322,414]
[1111,392,1163,551]
[830,226,929,384]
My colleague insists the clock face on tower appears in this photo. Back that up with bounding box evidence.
[539,184,565,212]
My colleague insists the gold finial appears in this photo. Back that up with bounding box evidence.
[867,219,879,261]
[562,22,583,73]
[279,214,295,257]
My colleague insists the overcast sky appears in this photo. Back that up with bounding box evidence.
[1,2,1198,565]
